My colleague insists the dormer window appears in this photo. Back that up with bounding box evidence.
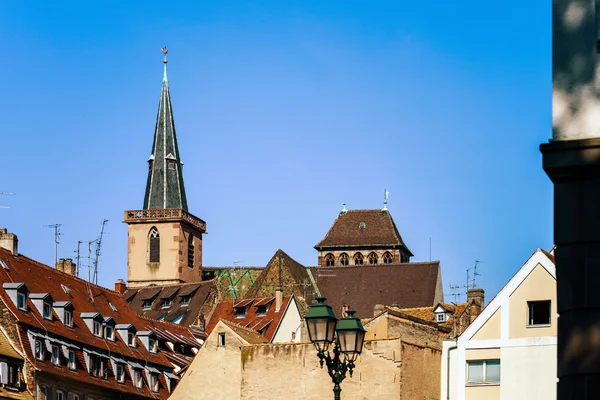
[105,325,114,341]
[149,338,157,354]
[257,305,268,316]
[68,350,76,370]
[143,300,153,310]
[436,313,446,322]
[235,307,246,318]
[117,364,125,383]
[150,372,159,392]
[52,345,60,366]
[35,339,44,361]
[65,310,73,327]
[17,292,26,311]
[134,369,143,388]
[181,296,190,306]
[162,299,172,308]
[93,321,102,337]
[43,302,52,320]
[128,332,135,347]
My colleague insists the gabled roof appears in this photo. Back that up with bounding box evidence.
[397,302,469,331]
[310,261,441,319]
[315,209,412,254]
[125,281,216,327]
[143,58,188,211]
[219,320,269,345]
[205,296,294,342]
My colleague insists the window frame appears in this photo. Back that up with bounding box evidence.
[161,298,172,309]
[339,253,349,266]
[181,296,190,306]
[56,390,65,400]
[117,363,126,383]
[64,309,73,327]
[150,372,159,393]
[353,253,363,265]
[43,302,52,320]
[68,349,76,370]
[324,253,335,267]
[93,320,102,337]
[52,344,61,366]
[7,364,19,386]
[142,300,153,310]
[134,369,143,388]
[368,252,379,265]
[187,235,195,268]
[467,359,500,385]
[436,313,446,322]
[105,325,114,341]
[127,332,136,347]
[17,292,26,311]
[527,300,551,327]
[383,251,393,264]
[35,339,44,361]
[256,304,268,316]
[148,227,160,263]
[218,332,226,347]
[149,337,157,354]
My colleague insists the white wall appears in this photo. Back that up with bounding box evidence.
[272,297,302,343]
[500,345,557,400]
[441,340,458,400]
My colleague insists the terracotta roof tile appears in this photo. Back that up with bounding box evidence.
[315,209,412,254]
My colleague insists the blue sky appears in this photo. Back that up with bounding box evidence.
[0,1,552,302]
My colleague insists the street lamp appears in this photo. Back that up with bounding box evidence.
[305,297,366,400]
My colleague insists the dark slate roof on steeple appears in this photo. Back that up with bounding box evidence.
[143,57,188,211]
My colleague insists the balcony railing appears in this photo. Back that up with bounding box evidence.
[124,208,206,232]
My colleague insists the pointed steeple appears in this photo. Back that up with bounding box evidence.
[143,49,189,211]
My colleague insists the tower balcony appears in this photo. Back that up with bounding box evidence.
[124,208,206,233]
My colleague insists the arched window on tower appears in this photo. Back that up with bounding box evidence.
[353,253,363,265]
[187,235,194,268]
[383,252,393,264]
[148,227,160,263]
[339,253,349,266]
[324,253,335,267]
[368,252,379,265]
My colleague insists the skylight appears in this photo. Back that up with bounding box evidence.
[0,259,8,270]
[109,302,117,312]
[171,314,185,324]
[61,284,71,295]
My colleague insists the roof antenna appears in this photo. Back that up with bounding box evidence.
[341,202,347,213]
[43,224,62,267]
[161,47,168,82]
[471,260,481,289]
[382,189,389,211]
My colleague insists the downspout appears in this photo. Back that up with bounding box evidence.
[446,341,457,400]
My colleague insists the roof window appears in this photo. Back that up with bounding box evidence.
[0,259,8,270]
[109,302,117,312]
[17,292,26,311]
[181,296,190,306]
[171,314,185,324]
[61,284,71,295]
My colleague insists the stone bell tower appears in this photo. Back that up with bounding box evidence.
[124,49,206,288]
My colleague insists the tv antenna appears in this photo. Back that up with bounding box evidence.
[74,240,83,277]
[0,192,13,209]
[43,224,62,267]
[471,260,481,289]
[91,219,108,285]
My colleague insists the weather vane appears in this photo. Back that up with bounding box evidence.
[161,47,168,63]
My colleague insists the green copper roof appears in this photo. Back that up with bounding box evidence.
[143,59,188,211]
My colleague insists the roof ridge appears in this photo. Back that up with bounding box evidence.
[220,319,262,335]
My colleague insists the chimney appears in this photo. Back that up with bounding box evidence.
[341,305,349,318]
[115,279,127,295]
[0,229,18,256]
[373,303,385,317]
[275,287,283,312]
[56,258,76,276]
[467,288,485,323]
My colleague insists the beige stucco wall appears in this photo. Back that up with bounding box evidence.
[465,348,500,360]
[127,221,203,286]
[500,345,557,400]
[272,298,302,343]
[364,314,388,340]
[170,321,243,400]
[471,309,501,341]
[509,264,557,339]
[465,385,499,400]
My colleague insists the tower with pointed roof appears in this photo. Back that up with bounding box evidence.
[124,51,206,288]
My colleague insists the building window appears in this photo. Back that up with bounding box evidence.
[162,299,172,308]
[35,339,44,361]
[368,252,379,265]
[93,321,102,336]
[149,227,160,263]
[52,345,61,366]
[167,159,176,170]
[353,253,363,265]
[468,360,500,384]
[7,364,19,386]
[105,325,114,341]
[17,292,26,310]
[339,253,349,266]
[43,302,52,320]
[109,302,118,312]
[324,253,335,267]
[149,338,157,354]
[39,385,49,400]
[528,300,551,326]
[383,252,393,264]
[150,372,159,393]
[218,333,226,347]
[117,363,126,383]
[64,310,73,327]
[257,305,268,316]
[181,296,190,306]
[142,300,153,310]
[68,350,76,370]
[234,307,246,318]
[436,313,446,322]
[90,355,100,377]
[128,332,136,347]
[73,395,80,400]
[56,390,65,400]
[187,235,194,268]
[134,369,143,388]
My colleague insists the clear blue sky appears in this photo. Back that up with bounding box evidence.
[0,1,552,302]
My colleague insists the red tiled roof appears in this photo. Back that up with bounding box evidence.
[205,296,293,342]
[0,247,200,399]
[311,262,441,319]
[315,209,412,254]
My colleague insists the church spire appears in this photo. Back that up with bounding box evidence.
[143,48,189,211]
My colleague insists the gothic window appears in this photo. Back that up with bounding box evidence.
[324,253,335,267]
[187,235,194,268]
[353,253,364,265]
[368,252,379,265]
[149,227,160,263]
[339,253,349,266]
[383,252,393,264]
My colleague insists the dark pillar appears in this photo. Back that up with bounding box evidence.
[541,138,600,398]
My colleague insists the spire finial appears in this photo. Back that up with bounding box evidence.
[341,202,347,213]
[161,47,168,82]
[382,189,389,211]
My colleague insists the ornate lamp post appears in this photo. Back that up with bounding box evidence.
[305,297,366,400]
